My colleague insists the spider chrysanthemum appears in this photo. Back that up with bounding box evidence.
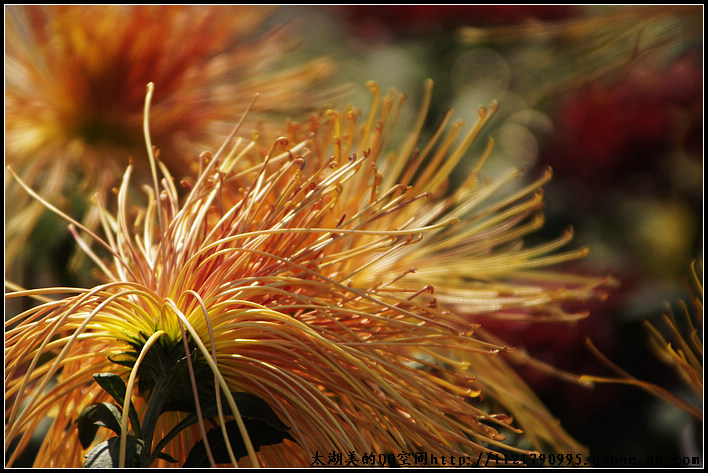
[6,81,610,467]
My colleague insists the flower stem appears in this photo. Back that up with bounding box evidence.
[138,370,174,466]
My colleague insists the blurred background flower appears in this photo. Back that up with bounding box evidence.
[5,4,342,285]
[580,260,702,464]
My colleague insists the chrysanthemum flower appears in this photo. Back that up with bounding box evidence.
[6,81,610,467]
[5,5,339,270]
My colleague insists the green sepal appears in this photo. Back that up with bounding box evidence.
[106,353,136,369]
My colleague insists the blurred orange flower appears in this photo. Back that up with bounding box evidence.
[5,5,339,270]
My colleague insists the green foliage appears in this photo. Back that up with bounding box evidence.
[183,419,294,467]
[92,373,143,439]
[80,372,293,467]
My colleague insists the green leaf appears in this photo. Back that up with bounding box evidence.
[92,373,128,405]
[156,452,179,464]
[77,402,123,449]
[151,391,293,466]
[162,391,290,432]
[182,419,294,467]
[92,373,143,440]
[228,392,290,432]
[84,436,142,468]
